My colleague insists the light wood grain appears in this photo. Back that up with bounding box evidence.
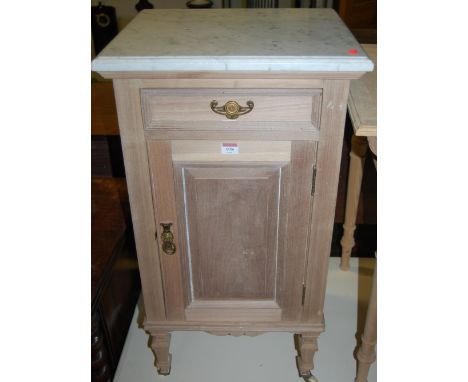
[144,319,324,334]
[145,128,320,141]
[171,140,291,162]
[277,141,317,321]
[112,79,166,321]
[206,331,264,337]
[185,306,281,322]
[173,161,287,322]
[355,146,377,382]
[171,143,315,323]
[187,300,280,309]
[302,79,350,321]
[149,331,172,375]
[356,261,377,382]
[341,45,377,271]
[340,135,368,271]
[297,333,319,377]
[147,141,186,321]
[181,164,280,300]
[113,72,353,378]
[141,88,322,133]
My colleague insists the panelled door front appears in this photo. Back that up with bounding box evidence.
[147,139,317,322]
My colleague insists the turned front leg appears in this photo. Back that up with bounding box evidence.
[340,134,368,271]
[355,261,377,382]
[296,333,319,377]
[149,331,172,375]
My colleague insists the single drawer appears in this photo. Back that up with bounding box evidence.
[141,88,322,139]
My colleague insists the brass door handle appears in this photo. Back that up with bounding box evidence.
[160,223,176,255]
[210,100,254,119]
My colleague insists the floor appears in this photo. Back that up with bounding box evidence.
[113,257,376,382]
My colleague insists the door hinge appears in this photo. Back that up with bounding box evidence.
[311,165,317,196]
[301,284,306,306]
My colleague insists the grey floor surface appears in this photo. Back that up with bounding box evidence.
[114,257,377,382]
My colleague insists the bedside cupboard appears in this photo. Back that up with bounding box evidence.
[92,8,373,378]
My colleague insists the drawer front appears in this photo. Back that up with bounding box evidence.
[141,88,322,135]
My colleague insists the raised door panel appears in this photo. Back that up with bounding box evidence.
[174,162,285,322]
[180,165,280,301]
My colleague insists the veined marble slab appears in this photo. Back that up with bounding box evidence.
[91,9,374,73]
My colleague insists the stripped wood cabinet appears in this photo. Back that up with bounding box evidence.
[92,9,373,378]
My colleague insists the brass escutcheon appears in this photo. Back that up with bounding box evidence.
[160,223,176,255]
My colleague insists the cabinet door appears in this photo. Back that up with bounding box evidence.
[147,140,316,322]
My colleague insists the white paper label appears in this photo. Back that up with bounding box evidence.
[221,143,239,155]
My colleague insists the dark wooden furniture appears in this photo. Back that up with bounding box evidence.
[186,0,214,8]
[91,80,126,177]
[247,0,278,7]
[91,177,141,382]
[338,0,377,43]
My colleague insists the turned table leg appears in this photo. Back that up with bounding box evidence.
[296,333,319,378]
[149,331,172,375]
[340,134,368,271]
[355,260,377,382]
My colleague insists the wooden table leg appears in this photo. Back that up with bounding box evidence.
[355,260,377,382]
[340,134,368,271]
[296,333,318,378]
[149,331,172,375]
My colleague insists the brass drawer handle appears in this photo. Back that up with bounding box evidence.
[210,100,254,119]
[160,223,176,255]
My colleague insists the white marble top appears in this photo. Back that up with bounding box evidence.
[348,44,377,136]
[91,9,374,73]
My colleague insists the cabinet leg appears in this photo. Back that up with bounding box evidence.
[340,134,368,271]
[149,331,172,375]
[355,261,377,382]
[296,333,318,377]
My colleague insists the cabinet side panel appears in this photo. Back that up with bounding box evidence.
[147,140,186,320]
[303,79,350,321]
[112,79,166,321]
[277,141,316,321]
